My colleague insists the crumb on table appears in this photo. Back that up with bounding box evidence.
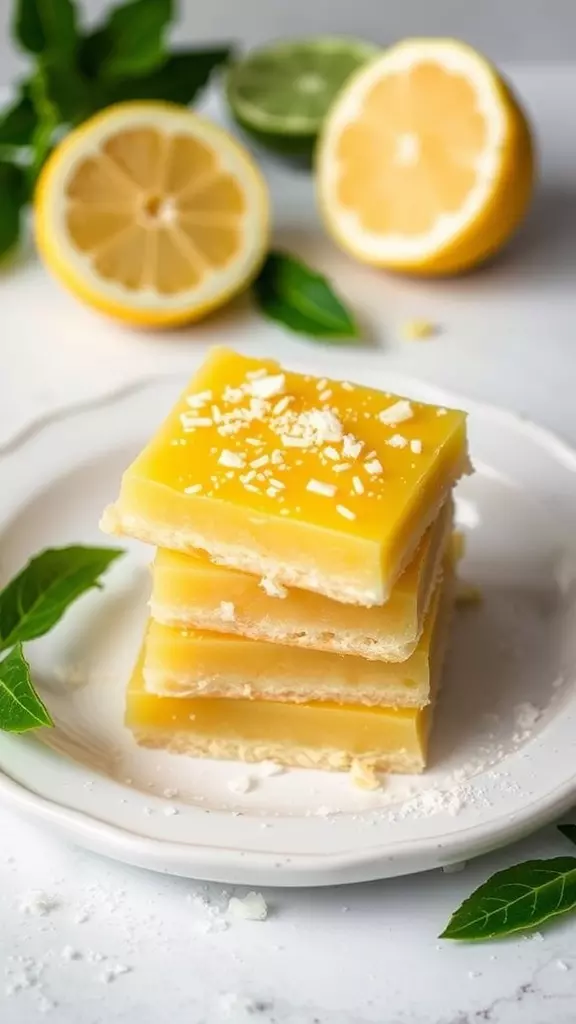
[400,319,437,341]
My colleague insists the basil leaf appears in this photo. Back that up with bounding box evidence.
[104,47,233,106]
[253,251,359,342]
[0,546,124,652]
[0,643,53,733]
[14,0,78,59]
[0,85,38,147]
[558,824,576,847]
[441,858,576,941]
[81,0,173,81]
[0,162,27,261]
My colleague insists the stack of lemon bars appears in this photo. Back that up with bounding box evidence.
[102,348,471,775]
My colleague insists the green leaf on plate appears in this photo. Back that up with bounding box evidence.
[0,545,124,653]
[0,642,53,732]
[253,251,359,342]
[14,0,78,58]
[81,0,173,81]
[441,858,576,941]
[104,47,233,106]
[558,825,576,847]
[0,85,38,147]
[0,161,27,261]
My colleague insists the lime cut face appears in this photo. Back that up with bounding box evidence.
[226,37,379,153]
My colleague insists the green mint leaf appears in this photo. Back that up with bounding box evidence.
[27,66,60,183]
[558,825,576,847]
[0,162,27,261]
[253,251,359,342]
[0,643,53,733]
[0,546,124,652]
[14,0,78,59]
[104,47,233,106]
[440,858,576,941]
[0,84,38,147]
[81,0,173,81]
[39,55,94,126]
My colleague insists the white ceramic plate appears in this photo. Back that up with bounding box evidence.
[1,351,576,887]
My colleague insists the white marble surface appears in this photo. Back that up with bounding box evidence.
[1,65,576,1022]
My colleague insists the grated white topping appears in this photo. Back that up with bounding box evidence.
[218,449,246,469]
[184,483,203,494]
[387,434,408,449]
[280,435,309,448]
[437,407,448,416]
[324,446,340,461]
[342,435,363,459]
[352,475,364,494]
[410,439,423,454]
[336,504,356,520]
[247,373,285,399]
[378,399,413,425]
[186,390,212,408]
[306,478,337,497]
[364,458,383,476]
[272,396,291,415]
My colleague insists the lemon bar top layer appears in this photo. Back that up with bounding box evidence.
[151,499,453,662]
[127,651,434,774]
[143,564,452,708]
[103,347,469,605]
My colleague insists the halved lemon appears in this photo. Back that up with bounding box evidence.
[317,39,534,276]
[35,102,270,326]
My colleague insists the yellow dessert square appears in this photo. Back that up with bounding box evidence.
[126,576,452,773]
[127,670,433,774]
[142,567,452,708]
[102,347,469,605]
[150,499,453,662]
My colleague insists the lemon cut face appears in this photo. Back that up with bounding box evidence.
[318,39,534,275]
[35,102,270,326]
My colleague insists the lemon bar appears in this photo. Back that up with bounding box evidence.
[127,672,433,774]
[102,348,469,605]
[126,577,451,772]
[150,500,453,662]
[143,564,452,707]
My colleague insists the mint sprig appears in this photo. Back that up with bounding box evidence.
[0,545,123,733]
[0,0,233,261]
[82,0,173,81]
[14,0,78,60]
[442,826,576,941]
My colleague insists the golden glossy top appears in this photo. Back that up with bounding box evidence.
[129,347,466,541]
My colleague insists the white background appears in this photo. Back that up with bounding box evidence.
[2,0,576,86]
[0,4,576,1022]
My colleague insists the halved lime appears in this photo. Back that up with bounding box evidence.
[226,37,379,158]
